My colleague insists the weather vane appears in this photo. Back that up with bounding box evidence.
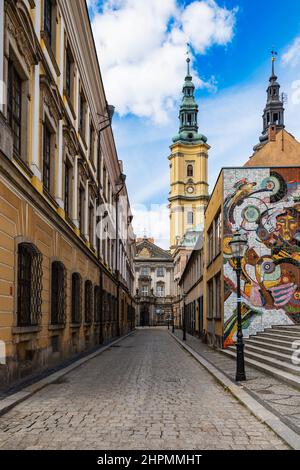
[271,49,278,75]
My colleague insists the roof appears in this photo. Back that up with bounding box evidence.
[244,130,300,167]
[135,238,173,261]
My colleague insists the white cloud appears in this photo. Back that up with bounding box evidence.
[132,204,170,249]
[91,0,237,123]
[282,37,300,68]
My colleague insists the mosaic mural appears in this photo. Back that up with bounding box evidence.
[223,168,300,347]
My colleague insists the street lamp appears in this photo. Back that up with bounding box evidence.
[182,293,187,341]
[229,230,248,382]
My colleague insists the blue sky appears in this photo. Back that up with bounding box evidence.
[87,0,300,247]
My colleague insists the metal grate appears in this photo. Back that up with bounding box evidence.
[51,261,66,325]
[84,280,93,324]
[17,243,43,326]
[71,272,82,323]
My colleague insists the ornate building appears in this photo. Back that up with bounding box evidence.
[168,56,209,252]
[0,0,135,387]
[134,238,175,326]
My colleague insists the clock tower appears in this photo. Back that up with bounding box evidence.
[169,57,210,252]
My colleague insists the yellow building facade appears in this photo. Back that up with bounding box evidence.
[0,0,135,387]
[169,58,209,252]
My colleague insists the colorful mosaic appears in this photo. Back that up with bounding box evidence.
[223,168,300,347]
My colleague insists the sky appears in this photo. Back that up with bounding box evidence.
[87,0,300,248]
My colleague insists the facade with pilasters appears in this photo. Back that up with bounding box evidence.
[0,0,135,386]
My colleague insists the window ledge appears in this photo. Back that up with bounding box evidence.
[48,324,65,331]
[64,92,76,120]
[43,186,59,208]
[12,326,41,334]
[69,323,81,329]
[83,322,92,327]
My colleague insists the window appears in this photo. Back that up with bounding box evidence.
[187,211,194,225]
[141,266,150,276]
[79,93,86,138]
[64,161,72,218]
[71,273,81,323]
[215,212,222,257]
[84,280,93,324]
[214,273,222,319]
[89,124,95,162]
[44,0,53,45]
[51,261,66,325]
[78,185,85,235]
[65,46,73,100]
[141,285,149,296]
[207,225,214,264]
[7,61,22,155]
[187,164,193,177]
[156,283,165,297]
[43,124,51,191]
[94,286,101,323]
[157,267,164,277]
[89,203,94,248]
[17,243,43,326]
[207,279,213,319]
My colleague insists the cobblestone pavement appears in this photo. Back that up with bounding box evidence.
[173,329,300,435]
[0,329,288,450]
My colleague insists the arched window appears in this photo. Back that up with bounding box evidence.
[71,273,82,323]
[187,164,193,177]
[17,243,43,327]
[85,280,93,324]
[51,261,66,325]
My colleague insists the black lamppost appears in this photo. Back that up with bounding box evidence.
[182,293,187,341]
[229,230,248,382]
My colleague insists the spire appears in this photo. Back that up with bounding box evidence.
[172,47,207,145]
[254,51,285,150]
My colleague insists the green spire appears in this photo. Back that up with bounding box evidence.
[173,56,207,145]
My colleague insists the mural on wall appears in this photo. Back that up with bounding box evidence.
[223,168,300,347]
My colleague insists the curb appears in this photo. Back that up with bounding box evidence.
[170,331,300,451]
[0,330,136,417]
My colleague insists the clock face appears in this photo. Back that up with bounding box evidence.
[186,186,194,194]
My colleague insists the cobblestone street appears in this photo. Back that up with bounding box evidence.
[0,329,288,450]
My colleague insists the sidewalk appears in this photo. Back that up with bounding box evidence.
[172,329,300,437]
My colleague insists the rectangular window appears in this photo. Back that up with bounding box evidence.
[141,266,150,276]
[79,93,86,137]
[187,211,194,225]
[44,0,53,45]
[214,273,222,319]
[7,61,22,155]
[78,186,84,234]
[207,225,214,264]
[43,124,51,191]
[89,123,94,162]
[89,203,94,248]
[141,285,149,296]
[215,211,222,257]
[64,161,72,218]
[156,284,164,297]
[65,46,73,100]
[207,279,214,319]
[157,267,164,277]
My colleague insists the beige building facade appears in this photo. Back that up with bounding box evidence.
[0,0,135,387]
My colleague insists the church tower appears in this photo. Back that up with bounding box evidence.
[169,56,210,252]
